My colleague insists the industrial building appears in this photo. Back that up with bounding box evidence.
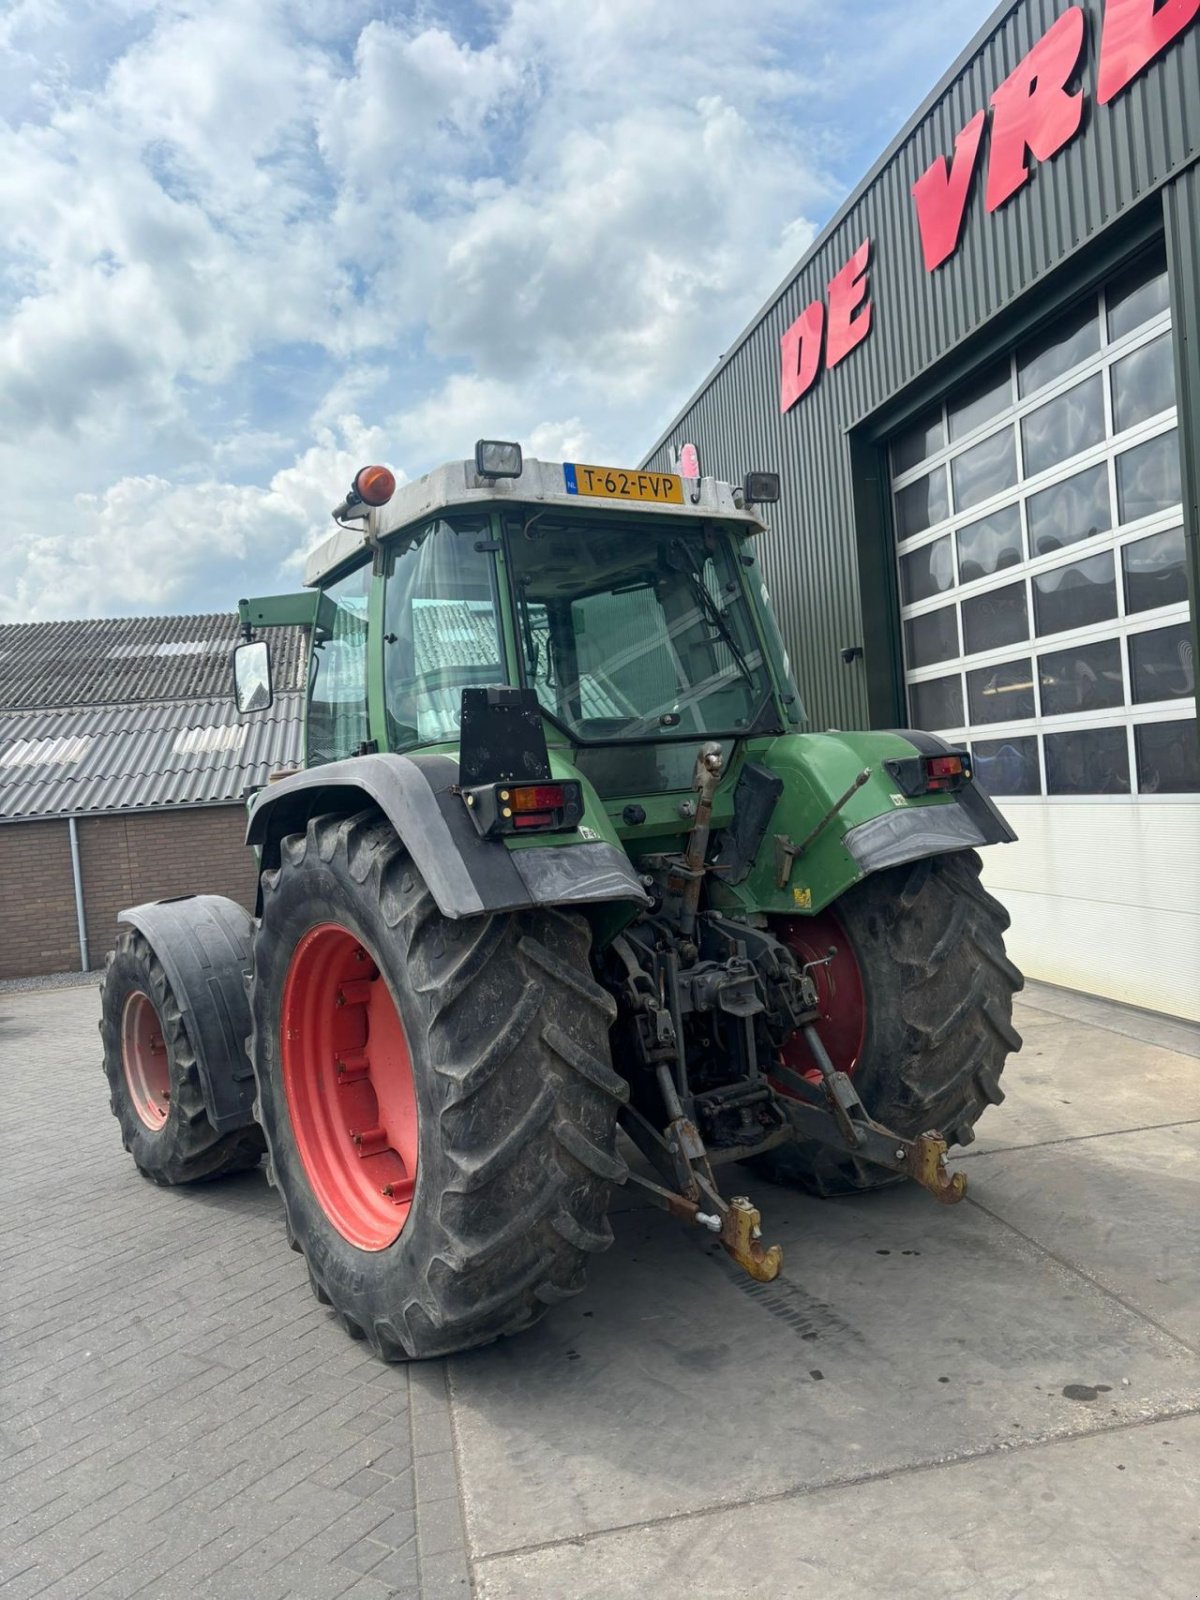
[645,0,1199,1019]
[0,615,304,980]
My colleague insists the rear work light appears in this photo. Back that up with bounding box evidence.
[461,779,583,838]
[475,439,523,478]
[885,749,973,798]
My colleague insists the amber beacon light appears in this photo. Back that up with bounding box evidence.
[353,465,396,506]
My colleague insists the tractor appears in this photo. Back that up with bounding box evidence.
[99,442,1022,1360]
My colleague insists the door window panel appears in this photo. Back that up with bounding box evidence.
[1106,248,1169,342]
[892,406,945,475]
[900,536,954,604]
[1117,428,1181,523]
[1032,552,1117,637]
[895,468,948,539]
[1038,639,1124,717]
[971,735,1041,796]
[951,427,1017,512]
[1122,526,1188,614]
[1026,463,1111,557]
[1044,726,1131,794]
[1129,623,1195,703]
[957,505,1023,582]
[1020,374,1104,479]
[962,581,1028,656]
[967,657,1035,725]
[948,362,1012,441]
[1018,302,1100,398]
[904,605,959,669]
[1135,720,1200,794]
[1112,333,1175,434]
[909,674,963,732]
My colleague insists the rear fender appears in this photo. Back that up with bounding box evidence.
[724,730,1016,917]
[118,894,257,1133]
[245,752,650,922]
[845,728,1016,874]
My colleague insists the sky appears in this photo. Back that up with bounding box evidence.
[0,0,997,622]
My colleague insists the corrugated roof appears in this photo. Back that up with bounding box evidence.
[0,613,308,711]
[0,695,304,820]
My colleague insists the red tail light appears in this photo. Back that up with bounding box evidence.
[462,779,583,838]
[924,754,969,792]
[885,748,972,797]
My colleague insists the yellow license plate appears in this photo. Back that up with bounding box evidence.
[564,463,684,504]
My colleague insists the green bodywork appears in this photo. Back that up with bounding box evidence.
[239,501,975,941]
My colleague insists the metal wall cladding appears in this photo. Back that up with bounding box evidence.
[0,695,304,820]
[644,0,1200,731]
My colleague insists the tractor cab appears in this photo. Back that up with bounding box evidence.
[236,444,799,810]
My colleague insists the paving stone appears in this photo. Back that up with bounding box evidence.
[0,984,469,1599]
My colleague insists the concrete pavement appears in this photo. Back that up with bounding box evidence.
[1,978,1197,1598]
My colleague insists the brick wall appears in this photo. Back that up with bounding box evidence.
[0,820,80,977]
[0,805,258,980]
[79,806,258,965]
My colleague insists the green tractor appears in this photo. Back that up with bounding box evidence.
[99,442,1022,1360]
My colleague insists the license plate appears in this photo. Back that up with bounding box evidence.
[563,463,684,505]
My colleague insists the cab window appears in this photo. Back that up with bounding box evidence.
[307,562,371,765]
[383,517,503,748]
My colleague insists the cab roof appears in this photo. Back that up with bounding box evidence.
[303,457,766,588]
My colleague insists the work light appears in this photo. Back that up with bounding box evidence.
[743,472,781,505]
[475,439,523,478]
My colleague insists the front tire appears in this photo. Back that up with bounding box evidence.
[760,849,1023,1196]
[99,929,265,1185]
[249,809,627,1361]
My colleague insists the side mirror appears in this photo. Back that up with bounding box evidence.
[233,639,273,714]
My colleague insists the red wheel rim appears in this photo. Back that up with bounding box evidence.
[121,990,171,1131]
[280,923,418,1252]
[774,911,866,1090]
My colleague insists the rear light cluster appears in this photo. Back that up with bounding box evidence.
[885,749,973,798]
[462,780,584,838]
[924,754,969,792]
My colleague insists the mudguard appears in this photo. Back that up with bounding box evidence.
[843,728,1016,873]
[244,752,651,922]
[117,894,257,1133]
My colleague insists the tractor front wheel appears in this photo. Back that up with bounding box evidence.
[760,849,1022,1196]
[99,929,265,1185]
[249,809,627,1360]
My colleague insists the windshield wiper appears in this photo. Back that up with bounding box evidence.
[684,569,757,691]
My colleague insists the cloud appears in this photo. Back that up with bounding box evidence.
[0,416,394,621]
[0,0,997,621]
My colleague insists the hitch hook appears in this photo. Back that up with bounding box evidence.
[905,1132,967,1205]
[720,1195,783,1283]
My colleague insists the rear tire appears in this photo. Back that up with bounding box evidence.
[758,850,1022,1196]
[99,929,265,1185]
[249,809,627,1361]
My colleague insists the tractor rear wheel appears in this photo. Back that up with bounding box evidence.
[759,849,1022,1197]
[249,809,626,1360]
[99,929,265,1185]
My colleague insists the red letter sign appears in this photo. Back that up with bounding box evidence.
[912,111,988,272]
[779,300,825,412]
[986,6,1087,213]
[825,239,873,368]
[1097,0,1200,103]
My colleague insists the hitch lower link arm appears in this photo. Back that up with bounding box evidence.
[791,1023,967,1204]
[623,1160,784,1285]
